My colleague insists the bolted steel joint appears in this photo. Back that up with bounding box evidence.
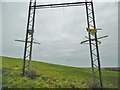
[28,30,34,35]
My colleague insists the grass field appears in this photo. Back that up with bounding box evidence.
[1,56,119,88]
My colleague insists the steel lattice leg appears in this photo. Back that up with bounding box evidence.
[22,0,36,76]
[85,0,103,87]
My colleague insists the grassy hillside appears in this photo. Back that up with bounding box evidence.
[1,56,119,88]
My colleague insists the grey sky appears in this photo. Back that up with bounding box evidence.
[1,1,118,67]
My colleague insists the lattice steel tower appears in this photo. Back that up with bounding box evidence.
[22,0,36,76]
[22,0,103,87]
[85,0,102,87]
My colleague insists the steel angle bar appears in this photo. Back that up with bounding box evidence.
[15,40,40,44]
[31,2,92,9]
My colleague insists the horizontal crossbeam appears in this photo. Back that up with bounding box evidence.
[80,35,108,44]
[31,2,92,9]
[15,40,40,44]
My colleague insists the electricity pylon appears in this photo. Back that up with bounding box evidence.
[85,1,103,87]
[22,0,105,87]
[22,0,36,76]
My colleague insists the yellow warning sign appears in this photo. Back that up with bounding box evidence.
[88,29,97,35]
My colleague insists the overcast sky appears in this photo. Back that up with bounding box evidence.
[1,0,119,67]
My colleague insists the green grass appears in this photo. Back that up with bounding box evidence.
[1,56,119,88]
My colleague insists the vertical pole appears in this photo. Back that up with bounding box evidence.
[28,1,36,75]
[22,0,36,76]
[91,2,102,87]
[85,3,95,83]
[85,0,102,87]
[22,0,32,76]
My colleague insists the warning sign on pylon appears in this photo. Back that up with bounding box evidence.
[88,28,97,35]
